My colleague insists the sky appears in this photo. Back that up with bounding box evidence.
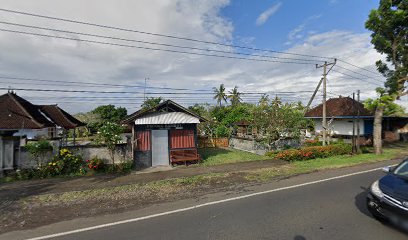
[0,0,405,114]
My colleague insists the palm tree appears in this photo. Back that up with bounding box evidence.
[213,84,228,107]
[259,94,270,106]
[271,95,282,108]
[228,86,242,106]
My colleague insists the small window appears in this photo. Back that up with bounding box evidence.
[136,131,151,151]
[48,127,56,138]
[170,129,195,149]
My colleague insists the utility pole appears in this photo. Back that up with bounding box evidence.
[305,77,323,111]
[144,77,149,101]
[356,90,361,153]
[316,60,336,146]
[352,92,356,154]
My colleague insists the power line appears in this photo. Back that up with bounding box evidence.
[0,76,331,95]
[0,87,316,95]
[330,69,383,87]
[0,8,384,87]
[335,65,384,81]
[24,95,308,100]
[0,28,316,65]
[0,76,212,92]
[0,21,321,63]
[0,87,213,94]
[0,8,333,61]
[337,59,383,77]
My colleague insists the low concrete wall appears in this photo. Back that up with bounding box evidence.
[67,144,132,164]
[11,144,132,169]
[229,137,300,155]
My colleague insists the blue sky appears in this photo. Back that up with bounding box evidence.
[222,0,378,50]
[2,0,404,113]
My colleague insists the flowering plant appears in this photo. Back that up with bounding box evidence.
[275,144,352,161]
[86,157,105,171]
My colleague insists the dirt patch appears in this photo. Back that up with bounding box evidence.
[0,172,251,233]
[0,160,285,233]
[0,159,285,200]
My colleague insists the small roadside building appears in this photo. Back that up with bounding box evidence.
[123,100,206,168]
[305,96,408,142]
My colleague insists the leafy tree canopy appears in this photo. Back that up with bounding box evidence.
[92,105,127,123]
[252,99,311,143]
[366,0,408,97]
[96,122,124,163]
[364,88,406,116]
[141,97,164,110]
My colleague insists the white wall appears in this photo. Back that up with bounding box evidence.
[13,128,49,139]
[313,119,365,136]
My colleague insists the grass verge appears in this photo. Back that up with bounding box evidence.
[23,143,408,205]
[198,148,270,166]
[245,144,408,182]
[31,173,229,205]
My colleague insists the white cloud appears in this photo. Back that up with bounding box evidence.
[255,2,282,26]
[0,1,403,113]
[286,15,321,45]
[329,0,338,5]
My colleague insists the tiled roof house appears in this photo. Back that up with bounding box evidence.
[0,92,84,138]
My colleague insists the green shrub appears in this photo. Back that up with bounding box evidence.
[275,144,352,161]
[214,125,231,138]
[303,139,322,147]
[43,149,85,177]
[104,160,134,174]
[265,150,282,158]
[118,160,134,173]
[25,140,53,167]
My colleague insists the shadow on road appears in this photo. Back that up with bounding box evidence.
[354,186,408,235]
[294,235,306,240]
[354,186,373,219]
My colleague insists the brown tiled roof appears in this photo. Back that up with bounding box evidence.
[0,92,54,129]
[39,105,85,129]
[305,97,372,118]
[235,120,250,126]
[0,92,84,130]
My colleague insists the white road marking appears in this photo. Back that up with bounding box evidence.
[27,166,389,240]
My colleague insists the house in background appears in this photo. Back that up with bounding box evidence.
[305,96,408,143]
[123,100,206,168]
[0,91,84,171]
[0,92,84,140]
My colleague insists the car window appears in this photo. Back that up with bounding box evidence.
[394,161,408,177]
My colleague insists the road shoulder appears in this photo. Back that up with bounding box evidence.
[0,158,403,240]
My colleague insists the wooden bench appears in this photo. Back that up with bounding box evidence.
[170,148,201,166]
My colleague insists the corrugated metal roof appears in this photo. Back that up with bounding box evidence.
[135,112,200,125]
[123,100,207,124]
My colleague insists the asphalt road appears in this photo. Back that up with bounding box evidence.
[42,167,407,240]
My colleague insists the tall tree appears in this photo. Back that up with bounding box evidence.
[228,86,242,106]
[365,0,408,154]
[92,105,127,123]
[141,97,164,110]
[213,84,228,107]
[258,94,270,106]
[365,91,406,117]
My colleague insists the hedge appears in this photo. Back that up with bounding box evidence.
[275,144,352,162]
